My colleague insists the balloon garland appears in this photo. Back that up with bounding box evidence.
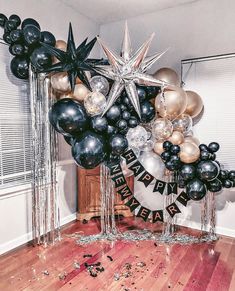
[1,13,235,213]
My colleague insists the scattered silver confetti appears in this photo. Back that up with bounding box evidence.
[58,272,67,280]
[43,270,49,276]
[136,262,146,267]
[114,273,120,281]
[73,262,80,269]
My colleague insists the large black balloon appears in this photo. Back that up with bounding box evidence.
[23,25,41,46]
[0,13,7,27]
[41,31,56,46]
[72,131,107,169]
[49,98,89,136]
[106,105,121,123]
[109,134,128,155]
[179,164,196,181]
[10,56,29,79]
[9,29,23,43]
[208,178,222,192]
[9,14,21,27]
[21,18,40,30]
[140,101,155,123]
[197,160,219,181]
[30,46,52,70]
[186,178,207,201]
[91,116,108,133]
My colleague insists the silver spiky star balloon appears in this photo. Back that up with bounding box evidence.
[95,22,170,118]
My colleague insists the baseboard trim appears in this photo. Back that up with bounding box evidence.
[0,213,77,255]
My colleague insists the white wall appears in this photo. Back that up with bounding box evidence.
[0,0,100,254]
[100,0,235,237]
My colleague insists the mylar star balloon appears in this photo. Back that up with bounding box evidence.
[41,23,97,90]
[95,22,171,118]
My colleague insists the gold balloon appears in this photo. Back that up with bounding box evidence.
[153,67,180,86]
[155,87,187,120]
[185,90,203,118]
[50,72,71,92]
[168,131,184,145]
[52,40,67,64]
[70,84,91,102]
[184,136,200,146]
[180,142,200,164]
[153,141,164,155]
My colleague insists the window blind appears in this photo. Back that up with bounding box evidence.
[0,42,32,189]
[182,54,235,169]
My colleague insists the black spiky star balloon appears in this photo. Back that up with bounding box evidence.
[41,23,97,90]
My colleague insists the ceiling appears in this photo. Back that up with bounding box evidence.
[60,0,198,24]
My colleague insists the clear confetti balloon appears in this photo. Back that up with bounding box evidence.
[151,118,173,141]
[138,151,165,179]
[84,91,107,116]
[140,139,154,152]
[90,75,110,96]
[172,114,193,134]
[126,125,148,149]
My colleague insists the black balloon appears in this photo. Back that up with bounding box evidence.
[117,119,128,131]
[200,151,210,161]
[145,86,161,99]
[9,29,23,43]
[219,170,229,180]
[106,105,121,123]
[120,104,127,112]
[122,111,131,121]
[210,153,216,161]
[161,151,171,162]
[30,46,52,70]
[5,20,18,32]
[140,100,155,123]
[128,117,138,128]
[9,44,24,56]
[165,160,175,171]
[170,145,180,154]
[23,25,41,46]
[10,56,29,79]
[197,160,219,181]
[186,178,207,200]
[208,142,220,153]
[229,171,235,181]
[179,164,196,181]
[21,18,40,30]
[105,153,121,166]
[49,98,88,136]
[223,179,232,188]
[109,134,128,155]
[3,33,12,44]
[163,141,173,151]
[72,131,107,169]
[178,178,186,189]
[91,116,108,133]
[199,144,208,152]
[64,135,75,146]
[0,13,7,27]
[9,14,21,27]
[41,31,56,46]
[208,178,222,192]
[137,86,147,102]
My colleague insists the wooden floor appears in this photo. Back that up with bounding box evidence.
[1,217,235,291]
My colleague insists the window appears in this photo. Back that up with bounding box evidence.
[0,42,32,190]
[182,54,235,169]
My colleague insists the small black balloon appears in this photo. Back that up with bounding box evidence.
[72,131,107,169]
[23,25,41,46]
[163,141,173,151]
[223,179,232,188]
[170,145,180,154]
[91,116,108,133]
[9,29,23,43]
[5,20,18,32]
[123,96,132,107]
[161,151,171,162]
[117,119,128,131]
[208,178,222,192]
[219,170,229,180]
[41,31,56,46]
[199,144,209,152]
[197,160,219,181]
[106,105,121,123]
[9,43,24,56]
[178,179,186,189]
[140,100,155,123]
[137,86,147,102]
[128,117,138,128]
[208,142,220,153]
[109,134,128,156]
[105,153,121,167]
[179,164,196,181]
[165,160,175,171]
[210,153,216,161]
[229,170,235,181]
[106,125,118,136]
[3,33,12,44]
[9,14,21,27]
[10,56,29,79]
[30,46,52,70]
[122,111,131,121]
[49,98,89,136]
[21,18,40,30]
[186,178,207,201]
[200,150,210,161]
[120,104,127,112]
[0,13,7,27]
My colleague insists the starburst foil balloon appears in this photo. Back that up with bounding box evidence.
[95,22,172,118]
[40,23,98,91]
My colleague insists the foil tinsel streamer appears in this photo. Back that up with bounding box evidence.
[207,191,217,240]
[29,67,60,246]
